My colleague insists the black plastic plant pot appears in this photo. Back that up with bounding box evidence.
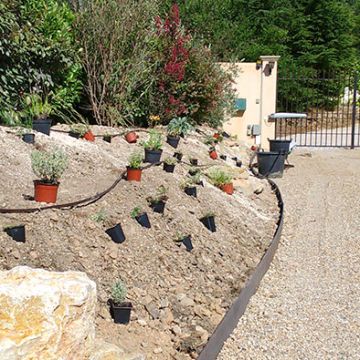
[4,225,25,242]
[150,201,166,214]
[188,168,200,176]
[144,149,162,163]
[220,154,227,161]
[22,133,35,144]
[257,151,286,178]
[105,224,126,244]
[190,159,198,166]
[103,136,112,143]
[182,236,193,252]
[167,135,180,149]
[32,118,52,135]
[222,131,230,138]
[184,186,197,197]
[231,156,238,161]
[200,216,216,233]
[69,131,80,139]
[135,212,151,228]
[109,300,132,324]
[236,160,242,168]
[173,152,183,161]
[163,163,175,173]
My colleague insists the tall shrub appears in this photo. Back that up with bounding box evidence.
[0,0,82,116]
[77,0,160,126]
[149,4,235,127]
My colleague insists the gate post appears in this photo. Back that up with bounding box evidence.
[351,72,358,149]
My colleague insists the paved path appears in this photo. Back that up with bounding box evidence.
[218,148,360,360]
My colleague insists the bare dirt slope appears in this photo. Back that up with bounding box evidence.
[0,124,279,359]
[219,148,360,360]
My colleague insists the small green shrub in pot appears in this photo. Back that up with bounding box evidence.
[207,168,234,195]
[128,152,143,169]
[167,117,193,148]
[141,130,163,163]
[70,123,89,137]
[31,148,68,203]
[127,152,143,182]
[110,280,132,324]
[111,280,127,305]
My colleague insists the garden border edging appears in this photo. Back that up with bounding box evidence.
[197,178,284,360]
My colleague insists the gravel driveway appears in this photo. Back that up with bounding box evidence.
[218,148,360,360]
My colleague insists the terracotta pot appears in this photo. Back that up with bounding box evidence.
[126,167,142,182]
[34,181,59,203]
[125,132,138,143]
[213,133,220,139]
[220,182,234,195]
[209,150,218,160]
[83,131,95,142]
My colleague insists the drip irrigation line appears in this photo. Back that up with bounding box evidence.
[0,163,157,214]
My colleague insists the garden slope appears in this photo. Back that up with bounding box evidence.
[0,125,278,360]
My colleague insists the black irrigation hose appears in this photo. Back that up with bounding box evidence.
[49,127,150,138]
[0,163,157,214]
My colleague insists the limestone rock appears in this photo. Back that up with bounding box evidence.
[0,266,96,360]
[90,340,146,360]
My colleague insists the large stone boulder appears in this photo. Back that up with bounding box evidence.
[0,266,97,360]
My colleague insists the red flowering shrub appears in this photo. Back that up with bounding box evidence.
[149,4,235,127]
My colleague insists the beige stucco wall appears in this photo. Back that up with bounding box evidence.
[222,56,279,150]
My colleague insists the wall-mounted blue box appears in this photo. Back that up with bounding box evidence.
[235,98,247,111]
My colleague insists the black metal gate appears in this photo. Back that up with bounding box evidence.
[275,69,360,148]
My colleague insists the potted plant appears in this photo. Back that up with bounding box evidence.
[126,152,143,182]
[147,185,168,214]
[17,127,35,144]
[103,133,112,143]
[173,151,183,161]
[109,280,132,324]
[163,157,176,173]
[175,233,193,252]
[125,131,138,143]
[188,167,200,176]
[220,154,227,161]
[3,224,26,242]
[209,146,218,160]
[189,157,198,166]
[141,130,163,163]
[131,206,151,228]
[31,148,68,203]
[181,177,197,198]
[69,124,95,142]
[236,160,242,167]
[208,168,234,195]
[23,94,53,135]
[91,209,126,244]
[166,117,193,148]
[213,132,223,143]
[199,212,216,233]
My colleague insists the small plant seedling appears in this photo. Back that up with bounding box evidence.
[207,168,232,187]
[70,123,89,137]
[128,152,143,169]
[130,206,142,219]
[31,148,68,184]
[141,130,162,150]
[147,185,168,204]
[111,280,127,305]
[90,209,107,223]
[164,157,177,165]
[167,117,193,137]
[203,211,215,218]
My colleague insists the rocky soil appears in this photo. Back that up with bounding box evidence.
[0,124,279,359]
